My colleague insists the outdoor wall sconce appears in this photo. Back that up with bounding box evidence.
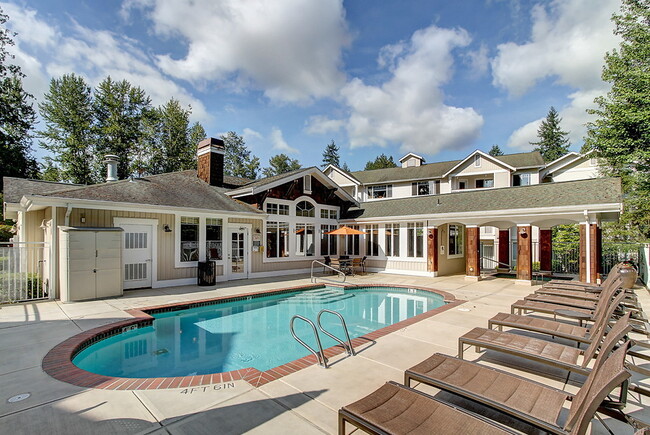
[163,224,172,233]
[519,227,528,238]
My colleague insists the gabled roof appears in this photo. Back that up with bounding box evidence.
[399,152,425,163]
[347,151,544,185]
[3,177,83,203]
[343,177,622,220]
[20,171,262,215]
[542,151,596,176]
[228,167,358,205]
[442,149,517,177]
[323,164,361,185]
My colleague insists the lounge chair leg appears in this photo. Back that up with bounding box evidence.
[458,340,464,359]
[338,413,346,435]
[404,373,411,387]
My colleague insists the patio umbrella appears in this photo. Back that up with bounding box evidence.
[325,226,366,235]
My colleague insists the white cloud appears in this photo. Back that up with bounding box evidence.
[127,0,349,104]
[2,3,209,121]
[337,25,483,154]
[492,0,620,149]
[463,44,489,77]
[304,115,345,135]
[270,127,299,154]
[242,128,263,141]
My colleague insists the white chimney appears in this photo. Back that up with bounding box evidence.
[104,154,118,182]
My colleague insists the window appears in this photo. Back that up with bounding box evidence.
[458,180,466,190]
[303,175,312,193]
[590,157,597,166]
[296,200,315,217]
[475,179,494,189]
[345,225,360,256]
[266,203,289,215]
[433,180,440,195]
[407,223,423,258]
[365,224,379,256]
[206,218,222,260]
[296,223,315,256]
[474,154,481,167]
[411,181,429,196]
[513,173,531,186]
[180,216,199,262]
[368,185,392,199]
[448,224,464,257]
[320,224,338,255]
[266,221,289,258]
[320,209,337,219]
[407,159,416,167]
[386,223,400,257]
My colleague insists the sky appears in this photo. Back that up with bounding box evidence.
[2,0,622,171]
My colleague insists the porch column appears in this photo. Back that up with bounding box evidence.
[465,226,481,281]
[539,228,552,272]
[498,229,510,271]
[579,223,601,283]
[427,227,438,276]
[516,225,532,283]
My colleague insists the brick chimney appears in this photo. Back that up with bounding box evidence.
[197,137,225,187]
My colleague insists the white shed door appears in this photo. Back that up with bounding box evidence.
[121,224,153,289]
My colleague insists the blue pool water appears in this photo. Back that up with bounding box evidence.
[73,286,445,378]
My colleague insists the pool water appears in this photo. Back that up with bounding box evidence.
[73,286,445,378]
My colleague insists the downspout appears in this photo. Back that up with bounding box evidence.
[584,210,591,283]
[64,204,73,226]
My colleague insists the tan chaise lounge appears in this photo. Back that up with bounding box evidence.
[403,343,631,435]
[522,276,622,311]
[543,263,623,291]
[458,312,631,376]
[488,289,626,345]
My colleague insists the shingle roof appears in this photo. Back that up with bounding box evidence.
[349,151,545,185]
[343,178,622,220]
[3,177,83,203]
[237,167,311,191]
[28,171,262,214]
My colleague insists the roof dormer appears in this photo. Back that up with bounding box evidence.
[399,153,425,168]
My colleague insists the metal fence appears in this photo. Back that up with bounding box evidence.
[550,241,643,276]
[0,242,49,303]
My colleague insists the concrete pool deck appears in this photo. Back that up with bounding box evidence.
[0,273,648,434]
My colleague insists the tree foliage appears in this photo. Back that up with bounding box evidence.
[364,153,397,170]
[39,73,95,184]
[157,98,197,173]
[0,8,38,190]
[321,139,340,167]
[530,106,571,162]
[585,0,650,240]
[263,154,301,177]
[488,144,504,156]
[221,131,260,179]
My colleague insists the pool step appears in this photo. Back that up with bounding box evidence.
[281,289,354,305]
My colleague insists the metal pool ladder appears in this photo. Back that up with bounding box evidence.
[290,310,355,368]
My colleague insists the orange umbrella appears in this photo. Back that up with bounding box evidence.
[325,225,366,235]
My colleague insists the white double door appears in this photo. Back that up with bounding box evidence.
[121,224,153,289]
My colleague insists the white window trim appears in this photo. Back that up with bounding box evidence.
[174,213,227,268]
[474,154,481,167]
[447,224,465,259]
[114,217,159,288]
[303,174,312,194]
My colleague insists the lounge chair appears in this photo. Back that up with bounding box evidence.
[404,343,631,435]
[523,276,622,310]
[543,263,623,290]
[488,289,626,345]
[457,312,632,376]
[339,381,519,435]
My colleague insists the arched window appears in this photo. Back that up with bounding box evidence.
[296,200,315,217]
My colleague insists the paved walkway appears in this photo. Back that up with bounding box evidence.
[0,273,647,434]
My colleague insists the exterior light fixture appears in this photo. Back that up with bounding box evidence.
[163,224,172,233]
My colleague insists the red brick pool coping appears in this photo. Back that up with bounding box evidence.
[43,283,465,390]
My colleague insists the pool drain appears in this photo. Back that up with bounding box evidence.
[8,393,30,403]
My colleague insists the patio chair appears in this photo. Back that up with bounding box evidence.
[339,381,518,435]
[323,256,331,273]
[523,276,622,310]
[488,289,626,345]
[404,342,631,435]
[351,257,363,275]
[457,312,632,376]
[360,255,367,273]
[543,263,623,291]
[330,258,341,275]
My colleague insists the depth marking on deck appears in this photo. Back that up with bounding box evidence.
[179,382,236,394]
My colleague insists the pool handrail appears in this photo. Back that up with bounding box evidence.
[317,309,355,356]
[311,260,346,283]
[290,315,328,368]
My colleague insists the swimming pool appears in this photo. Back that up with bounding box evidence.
[72,285,446,378]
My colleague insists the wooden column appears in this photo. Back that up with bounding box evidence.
[580,223,601,283]
[539,229,552,272]
[498,229,510,270]
[427,227,438,275]
[516,225,532,281]
[465,226,480,278]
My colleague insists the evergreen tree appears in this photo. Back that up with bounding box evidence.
[158,98,197,172]
[263,154,301,177]
[488,144,504,156]
[0,8,38,190]
[341,162,351,172]
[93,76,152,180]
[188,122,207,150]
[132,107,164,176]
[321,139,340,167]
[585,0,650,239]
[221,131,260,179]
[39,73,95,184]
[530,106,571,162]
[364,153,397,170]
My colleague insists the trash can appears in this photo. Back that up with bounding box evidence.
[197,261,216,286]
